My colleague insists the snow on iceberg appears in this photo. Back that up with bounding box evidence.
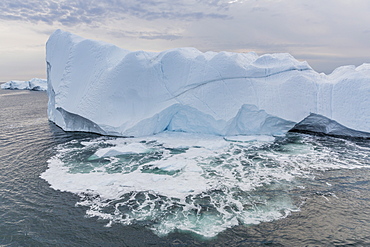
[46,30,370,137]
[1,78,47,91]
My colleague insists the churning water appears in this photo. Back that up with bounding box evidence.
[1,89,370,246]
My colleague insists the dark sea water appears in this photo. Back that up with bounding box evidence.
[1,89,370,246]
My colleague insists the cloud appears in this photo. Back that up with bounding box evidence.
[1,0,370,80]
[0,0,231,27]
[109,30,182,40]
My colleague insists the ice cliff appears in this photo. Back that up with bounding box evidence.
[46,30,370,137]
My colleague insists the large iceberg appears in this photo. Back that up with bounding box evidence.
[1,78,47,91]
[46,30,370,137]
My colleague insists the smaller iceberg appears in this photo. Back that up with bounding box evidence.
[289,113,370,139]
[1,78,47,91]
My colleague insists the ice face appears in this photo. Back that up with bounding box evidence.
[1,78,47,91]
[289,113,370,138]
[46,30,370,137]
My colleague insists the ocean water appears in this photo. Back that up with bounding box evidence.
[1,89,370,246]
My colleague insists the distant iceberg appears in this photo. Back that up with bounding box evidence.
[46,30,370,137]
[1,78,47,91]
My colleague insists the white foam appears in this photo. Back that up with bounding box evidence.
[147,132,230,150]
[224,135,275,143]
[41,132,370,237]
[93,143,151,158]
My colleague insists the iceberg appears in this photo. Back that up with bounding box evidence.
[46,30,370,137]
[289,113,370,139]
[1,78,47,91]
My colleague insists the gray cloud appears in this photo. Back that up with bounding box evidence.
[139,34,181,40]
[109,30,182,40]
[1,0,370,80]
[0,0,230,27]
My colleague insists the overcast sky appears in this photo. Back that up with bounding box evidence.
[1,0,370,81]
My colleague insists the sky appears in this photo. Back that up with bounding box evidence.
[1,0,370,81]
